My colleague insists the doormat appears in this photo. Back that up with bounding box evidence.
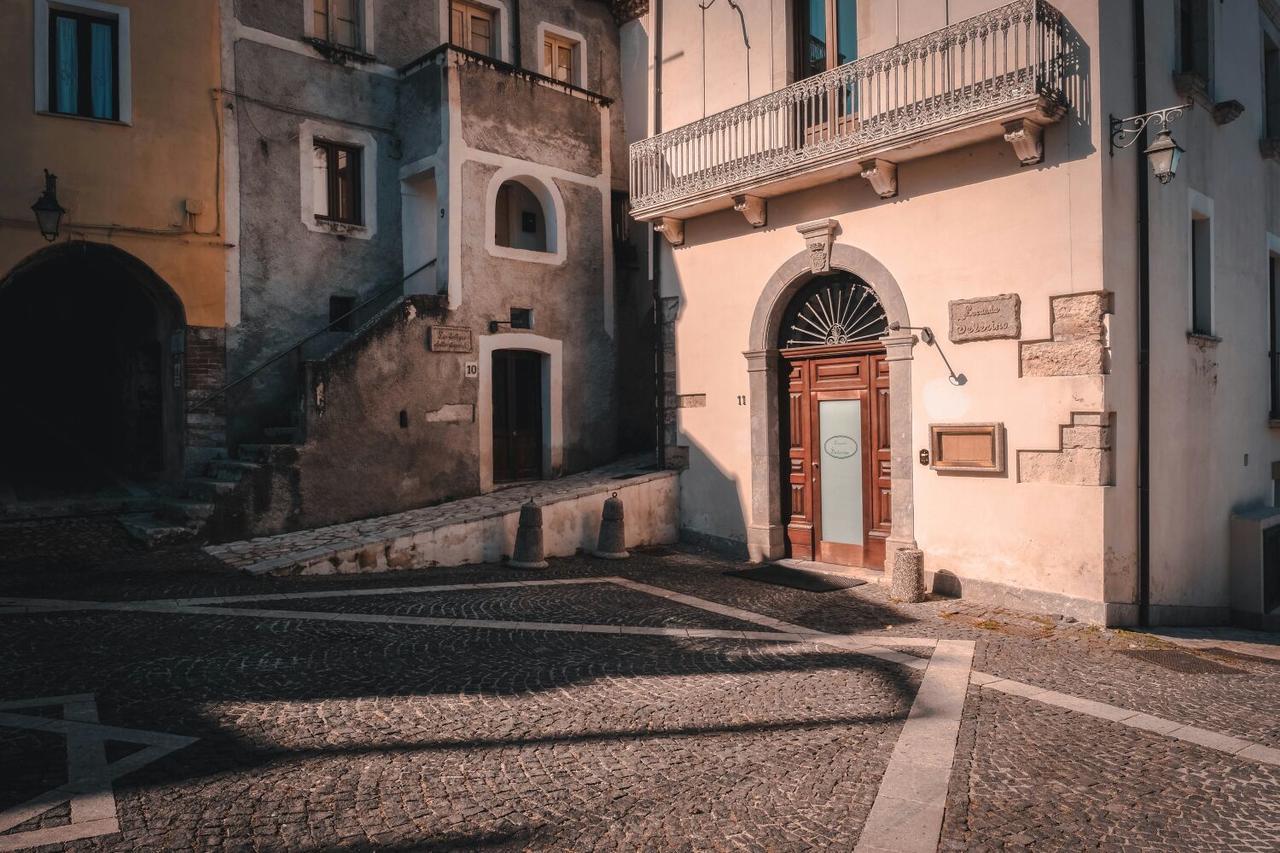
[726,564,866,593]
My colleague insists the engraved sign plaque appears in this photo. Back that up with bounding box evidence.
[949,294,1021,343]
[427,325,473,353]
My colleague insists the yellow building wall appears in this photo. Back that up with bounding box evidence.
[0,0,226,327]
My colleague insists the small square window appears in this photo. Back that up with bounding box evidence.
[521,211,538,234]
[48,8,119,120]
[329,295,356,332]
[313,140,363,225]
[510,308,533,330]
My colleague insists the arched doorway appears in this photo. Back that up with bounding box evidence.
[778,273,891,567]
[0,243,186,500]
[744,241,917,569]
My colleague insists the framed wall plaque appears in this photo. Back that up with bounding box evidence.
[929,423,1006,474]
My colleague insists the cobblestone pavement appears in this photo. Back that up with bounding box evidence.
[1,520,1279,851]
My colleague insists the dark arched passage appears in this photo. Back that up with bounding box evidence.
[0,243,186,499]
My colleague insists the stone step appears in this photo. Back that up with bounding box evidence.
[118,512,201,548]
[179,477,239,501]
[206,459,262,482]
[237,443,299,464]
[158,499,216,524]
[262,426,300,443]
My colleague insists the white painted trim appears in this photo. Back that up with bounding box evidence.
[298,119,378,240]
[231,22,397,78]
[535,21,588,88]
[477,333,564,493]
[484,168,567,265]
[1188,188,1215,335]
[220,0,242,326]
[302,0,375,55]
[399,155,443,296]
[35,0,133,124]
[438,0,513,63]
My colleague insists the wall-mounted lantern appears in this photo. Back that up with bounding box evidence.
[30,170,66,242]
[1110,102,1191,185]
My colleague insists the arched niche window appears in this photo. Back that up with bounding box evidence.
[495,179,548,252]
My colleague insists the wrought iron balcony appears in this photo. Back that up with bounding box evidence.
[629,0,1073,234]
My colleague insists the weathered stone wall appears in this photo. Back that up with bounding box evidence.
[1019,292,1112,377]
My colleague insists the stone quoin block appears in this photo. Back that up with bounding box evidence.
[1020,292,1112,377]
[1018,413,1114,486]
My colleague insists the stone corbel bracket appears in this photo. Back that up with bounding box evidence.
[655,217,684,247]
[1002,119,1045,166]
[795,218,838,274]
[733,195,767,228]
[859,159,898,199]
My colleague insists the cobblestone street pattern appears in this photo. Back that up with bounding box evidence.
[1,528,1278,850]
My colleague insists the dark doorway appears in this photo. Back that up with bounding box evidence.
[0,243,185,501]
[492,350,544,483]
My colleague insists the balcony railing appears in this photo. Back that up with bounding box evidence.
[630,0,1071,220]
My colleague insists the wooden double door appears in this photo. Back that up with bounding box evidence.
[492,350,543,484]
[782,346,891,568]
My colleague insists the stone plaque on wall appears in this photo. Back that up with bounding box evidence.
[427,325,473,353]
[949,294,1021,343]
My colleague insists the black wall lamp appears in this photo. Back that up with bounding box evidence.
[1109,102,1191,184]
[31,170,66,242]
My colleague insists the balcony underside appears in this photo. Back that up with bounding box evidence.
[631,91,1066,224]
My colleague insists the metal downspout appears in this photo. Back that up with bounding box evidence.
[1133,0,1152,627]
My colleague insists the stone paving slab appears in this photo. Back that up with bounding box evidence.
[205,457,674,576]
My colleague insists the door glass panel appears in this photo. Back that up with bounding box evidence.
[835,0,857,66]
[799,0,826,79]
[819,399,863,546]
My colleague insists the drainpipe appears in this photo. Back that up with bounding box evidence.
[511,0,522,68]
[1133,0,1152,627]
[651,0,666,470]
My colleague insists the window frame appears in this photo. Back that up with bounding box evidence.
[535,22,587,88]
[305,0,372,54]
[298,120,378,239]
[450,0,497,57]
[34,0,132,124]
[313,139,365,226]
[442,0,511,62]
[47,7,119,120]
[1188,190,1216,339]
[484,169,566,266]
[1176,0,1214,92]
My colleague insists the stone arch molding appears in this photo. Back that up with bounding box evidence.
[483,167,567,266]
[742,242,917,564]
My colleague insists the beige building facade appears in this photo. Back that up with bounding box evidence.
[626,0,1280,627]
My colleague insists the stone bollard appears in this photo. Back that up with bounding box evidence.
[508,500,549,569]
[891,548,926,603]
[593,492,629,559]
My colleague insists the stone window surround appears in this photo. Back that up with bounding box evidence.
[477,332,563,494]
[535,21,588,89]
[298,119,378,240]
[1187,188,1215,339]
[439,0,513,63]
[742,242,916,564]
[302,0,375,55]
[483,167,567,266]
[34,0,133,125]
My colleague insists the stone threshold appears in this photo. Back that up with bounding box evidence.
[204,458,679,577]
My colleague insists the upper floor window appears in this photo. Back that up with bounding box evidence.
[795,0,856,81]
[451,0,496,57]
[1264,21,1280,140]
[1177,0,1213,88]
[48,7,119,120]
[312,0,363,51]
[543,33,577,84]
[313,140,363,225]
[1190,207,1213,336]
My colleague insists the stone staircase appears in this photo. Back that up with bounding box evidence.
[118,453,271,547]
